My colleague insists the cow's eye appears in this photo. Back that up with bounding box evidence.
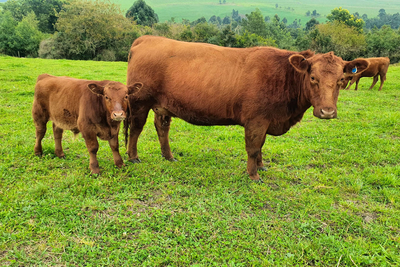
[124,95,128,100]
[105,96,109,100]
[311,76,315,81]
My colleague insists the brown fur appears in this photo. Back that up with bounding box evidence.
[32,74,142,174]
[125,36,370,181]
[345,57,390,91]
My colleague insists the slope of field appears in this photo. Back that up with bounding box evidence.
[0,55,399,265]
[113,0,400,24]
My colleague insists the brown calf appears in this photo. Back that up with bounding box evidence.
[345,57,390,91]
[32,74,142,174]
[125,36,369,181]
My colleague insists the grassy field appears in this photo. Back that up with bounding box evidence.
[112,0,400,24]
[0,54,399,265]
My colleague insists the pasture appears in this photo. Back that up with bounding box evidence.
[0,55,399,265]
[113,0,400,24]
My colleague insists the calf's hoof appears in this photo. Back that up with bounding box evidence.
[166,157,178,162]
[129,158,141,164]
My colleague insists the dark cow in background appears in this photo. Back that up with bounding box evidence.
[32,74,143,174]
[125,36,369,181]
[345,57,390,91]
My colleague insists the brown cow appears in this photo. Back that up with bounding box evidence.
[32,74,143,174]
[125,36,369,181]
[345,57,390,91]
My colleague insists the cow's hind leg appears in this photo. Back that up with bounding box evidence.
[32,104,49,156]
[127,108,150,163]
[244,120,270,181]
[108,133,125,168]
[53,123,65,158]
[154,115,175,161]
[369,75,379,90]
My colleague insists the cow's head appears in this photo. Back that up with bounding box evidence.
[88,81,143,121]
[289,52,369,119]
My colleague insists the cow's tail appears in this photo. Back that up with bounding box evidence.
[123,101,131,148]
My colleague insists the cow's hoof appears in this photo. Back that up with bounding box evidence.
[129,158,141,164]
[258,166,268,171]
[167,158,178,162]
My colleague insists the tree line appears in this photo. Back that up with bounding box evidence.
[1,0,400,62]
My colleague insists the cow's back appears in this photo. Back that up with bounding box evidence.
[361,57,390,77]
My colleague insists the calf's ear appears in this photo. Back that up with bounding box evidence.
[289,54,309,73]
[343,59,369,76]
[128,82,143,95]
[88,83,105,95]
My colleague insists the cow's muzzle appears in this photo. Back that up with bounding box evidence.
[315,107,337,119]
[112,111,126,121]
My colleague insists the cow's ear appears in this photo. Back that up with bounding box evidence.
[88,84,105,95]
[343,59,369,76]
[128,82,143,95]
[289,54,309,73]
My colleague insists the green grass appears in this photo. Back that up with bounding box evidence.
[113,0,400,24]
[0,54,399,265]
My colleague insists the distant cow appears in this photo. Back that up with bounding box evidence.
[125,36,369,181]
[345,57,390,91]
[32,74,142,174]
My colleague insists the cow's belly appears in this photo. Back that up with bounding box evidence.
[152,105,239,126]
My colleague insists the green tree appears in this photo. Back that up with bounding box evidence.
[305,18,319,31]
[125,0,158,27]
[241,8,267,37]
[235,31,276,48]
[365,25,400,62]
[327,7,364,33]
[50,0,139,60]
[0,11,18,56]
[12,12,43,57]
[309,21,366,60]
[2,0,67,33]
[193,22,219,42]
[0,11,43,57]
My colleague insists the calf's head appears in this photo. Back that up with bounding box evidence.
[289,52,369,119]
[88,81,143,121]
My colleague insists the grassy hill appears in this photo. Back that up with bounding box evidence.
[113,0,400,24]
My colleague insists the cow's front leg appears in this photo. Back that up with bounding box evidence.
[108,134,124,168]
[257,132,267,171]
[154,114,175,161]
[127,108,150,163]
[244,121,270,181]
[83,134,100,174]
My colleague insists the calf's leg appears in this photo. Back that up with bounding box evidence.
[378,73,386,91]
[369,75,379,90]
[82,134,100,174]
[32,104,48,156]
[108,133,125,168]
[154,115,175,161]
[53,123,65,158]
